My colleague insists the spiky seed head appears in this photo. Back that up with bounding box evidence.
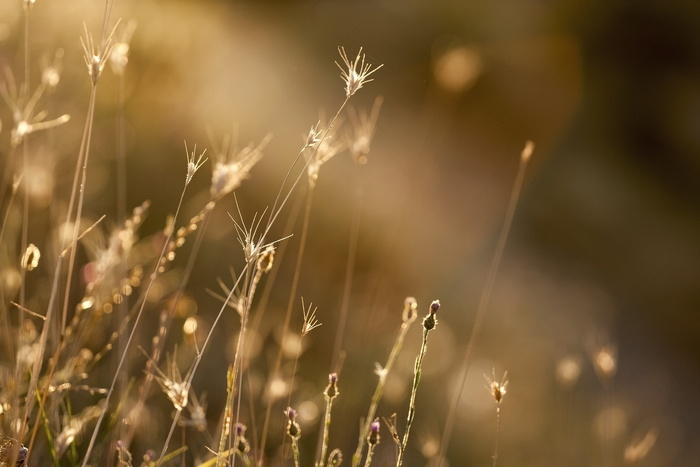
[484,369,508,404]
[336,47,383,97]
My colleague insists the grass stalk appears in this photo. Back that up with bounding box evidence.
[351,297,418,467]
[83,160,197,465]
[436,142,533,466]
[397,301,439,467]
[317,373,339,467]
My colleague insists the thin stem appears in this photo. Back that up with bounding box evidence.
[397,326,431,467]
[363,444,376,467]
[436,142,533,466]
[259,187,314,459]
[351,298,417,467]
[82,179,191,466]
[290,438,301,467]
[331,187,362,372]
[22,87,98,460]
[318,396,335,467]
[492,406,501,467]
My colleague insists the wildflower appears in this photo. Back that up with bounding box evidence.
[336,47,383,98]
[484,369,508,404]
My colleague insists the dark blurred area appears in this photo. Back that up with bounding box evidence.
[2,0,700,466]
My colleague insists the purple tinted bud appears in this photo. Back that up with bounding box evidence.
[329,373,338,384]
[370,419,380,433]
[430,300,440,314]
[285,407,297,421]
[236,423,246,436]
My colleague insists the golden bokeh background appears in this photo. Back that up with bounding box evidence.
[1,1,700,466]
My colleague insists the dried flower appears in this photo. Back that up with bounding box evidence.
[336,47,383,97]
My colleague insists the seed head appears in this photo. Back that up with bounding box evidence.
[285,407,301,439]
[235,423,250,454]
[80,21,119,85]
[336,47,383,98]
[324,373,339,400]
[484,369,508,404]
[185,142,208,185]
[423,299,440,331]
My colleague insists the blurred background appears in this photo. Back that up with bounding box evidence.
[2,0,700,466]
